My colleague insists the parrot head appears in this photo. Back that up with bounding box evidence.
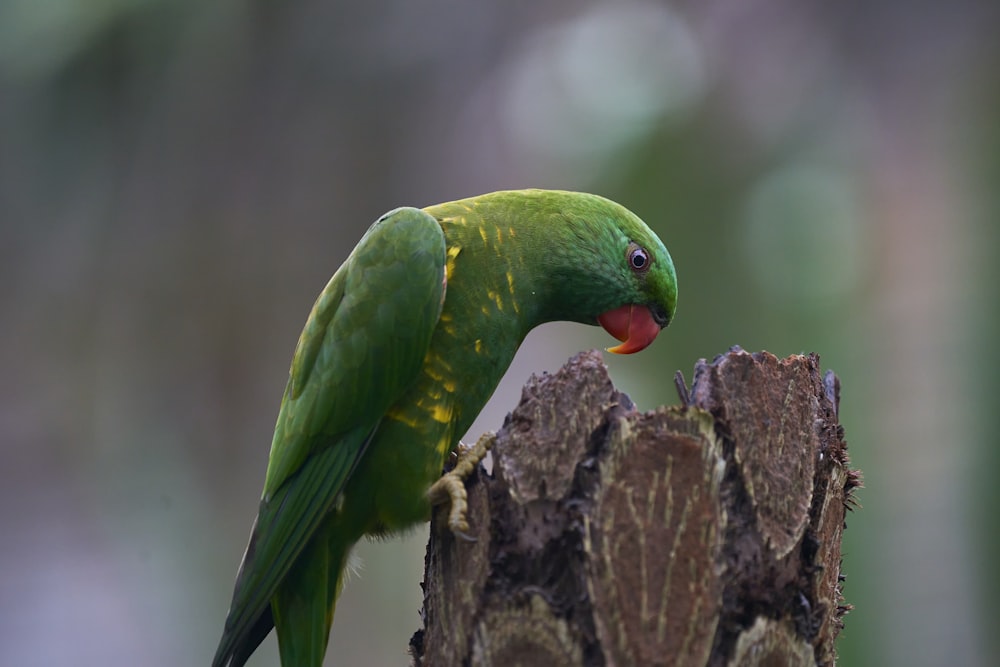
[593,231,676,355]
[526,190,677,355]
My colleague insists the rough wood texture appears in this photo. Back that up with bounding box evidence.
[410,347,859,667]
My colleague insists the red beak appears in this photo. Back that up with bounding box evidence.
[597,304,661,354]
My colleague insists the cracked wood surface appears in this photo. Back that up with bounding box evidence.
[410,348,859,667]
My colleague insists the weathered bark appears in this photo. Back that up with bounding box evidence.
[410,348,860,667]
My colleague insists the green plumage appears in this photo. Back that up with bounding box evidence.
[212,190,677,667]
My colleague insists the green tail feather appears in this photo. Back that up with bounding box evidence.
[273,521,351,667]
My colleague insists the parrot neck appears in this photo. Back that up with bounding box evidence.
[437,215,550,343]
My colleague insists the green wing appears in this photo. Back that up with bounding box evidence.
[212,207,446,667]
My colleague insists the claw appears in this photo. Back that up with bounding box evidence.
[451,528,479,543]
[427,431,495,538]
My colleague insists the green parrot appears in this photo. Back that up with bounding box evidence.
[211,189,677,667]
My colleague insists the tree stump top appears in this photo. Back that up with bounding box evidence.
[412,348,860,667]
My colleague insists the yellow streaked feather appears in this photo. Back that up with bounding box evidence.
[487,289,504,311]
[445,245,461,281]
[385,407,419,429]
[430,402,452,424]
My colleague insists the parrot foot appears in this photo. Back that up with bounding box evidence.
[428,431,495,540]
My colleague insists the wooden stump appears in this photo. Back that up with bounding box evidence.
[410,348,860,667]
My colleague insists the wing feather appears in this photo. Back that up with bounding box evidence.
[213,207,446,667]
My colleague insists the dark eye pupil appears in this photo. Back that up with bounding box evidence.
[631,249,647,269]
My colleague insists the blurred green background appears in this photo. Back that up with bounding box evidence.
[2,1,998,665]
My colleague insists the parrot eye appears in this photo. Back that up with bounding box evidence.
[627,243,651,273]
